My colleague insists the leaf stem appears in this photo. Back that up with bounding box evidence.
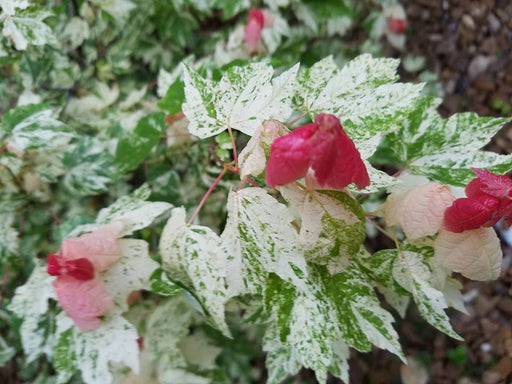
[287,112,307,128]
[227,126,239,171]
[366,216,396,242]
[187,169,227,225]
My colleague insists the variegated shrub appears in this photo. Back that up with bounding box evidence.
[1,1,511,384]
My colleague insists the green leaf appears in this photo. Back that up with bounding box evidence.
[378,97,512,186]
[56,315,140,384]
[221,187,307,296]
[0,104,74,153]
[182,62,299,138]
[157,79,185,116]
[359,248,462,340]
[8,265,55,363]
[301,0,352,19]
[160,207,231,337]
[264,262,403,383]
[114,112,166,176]
[63,137,115,196]
[281,186,365,265]
[150,268,185,297]
[68,184,172,238]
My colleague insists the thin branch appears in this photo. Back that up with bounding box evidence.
[187,169,227,225]
[366,216,396,242]
[247,177,259,188]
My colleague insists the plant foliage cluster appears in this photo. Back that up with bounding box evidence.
[0,1,511,383]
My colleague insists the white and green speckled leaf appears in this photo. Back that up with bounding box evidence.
[8,265,55,363]
[71,315,139,384]
[68,184,172,238]
[221,187,307,297]
[62,137,115,196]
[0,212,19,258]
[145,296,199,375]
[2,10,56,50]
[263,273,349,384]
[182,62,298,138]
[381,97,512,186]
[101,239,158,313]
[264,262,404,383]
[159,207,230,337]
[0,104,74,153]
[280,185,365,265]
[0,0,29,16]
[295,54,423,143]
[361,248,462,340]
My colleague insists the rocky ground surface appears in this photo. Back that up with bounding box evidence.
[294,1,512,383]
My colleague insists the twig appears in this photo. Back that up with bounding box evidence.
[366,216,396,242]
[187,169,227,225]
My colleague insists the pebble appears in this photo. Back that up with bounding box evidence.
[468,55,493,79]
[461,14,476,30]
[487,13,501,33]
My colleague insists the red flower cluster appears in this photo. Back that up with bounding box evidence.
[265,113,370,190]
[444,168,512,233]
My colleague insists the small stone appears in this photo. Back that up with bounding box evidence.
[488,13,502,33]
[461,14,476,30]
[497,297,512,315]
[468,55,493,79]
[482,357,512,384]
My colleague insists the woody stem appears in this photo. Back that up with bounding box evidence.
[187,169,227,225]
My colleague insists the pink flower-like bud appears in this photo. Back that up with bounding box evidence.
[47,253,95,281]
[444,169,512,233]
[59,222,123,272]
[388,18,407,34]
[244,10,274,54]
[265,113,370,190]
[54,275,114,331]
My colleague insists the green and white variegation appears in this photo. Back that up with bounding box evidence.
[8,265,55,363]
[68,184,172,238]
[264,261,405,383]
[280,185,365,266]
[160,207,230,337]
[182,62,299,138]
[380,97,512,186]
[221,187,307,297]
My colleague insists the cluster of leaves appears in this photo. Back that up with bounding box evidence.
[1,1,511,384]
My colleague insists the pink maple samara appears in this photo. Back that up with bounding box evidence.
[444,168,512,233]
[388,18,407,34]
[265,113,370,190]
[59,221,124,272]
[54,276,114,331]
[244,9,274,54]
